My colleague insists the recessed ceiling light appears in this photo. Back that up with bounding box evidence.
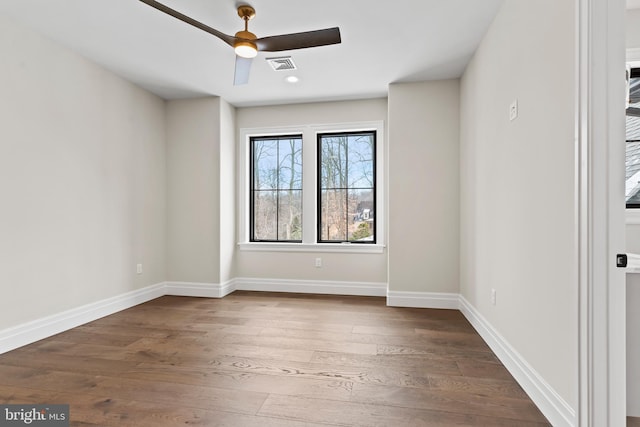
[285,75,300,84]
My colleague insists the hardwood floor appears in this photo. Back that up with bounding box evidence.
[0,292,551,426]
[630,416,640,427]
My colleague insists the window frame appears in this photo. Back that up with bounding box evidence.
[316,130,377,244]
[238,122,385,253]
[626,53,640,223]
[626,66,640,210]
[249,134,303,243]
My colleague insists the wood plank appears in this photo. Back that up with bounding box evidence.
[126,337,316,363]
[377,343,500,363]
[242,317,355,333]
[0,365,100,394]
[0,350,140,376]
[93,377,268,415]
[49,330,142,346]
[75,323,206,339]
[427,374,529,399]
[457,359,515,380]
[0,384,62,404]
[310,351,463,375]
[354,319,474,335]
[217,333,379,355]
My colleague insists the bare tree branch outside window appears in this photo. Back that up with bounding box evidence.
[318,131,375,243]
[250,135,302,242]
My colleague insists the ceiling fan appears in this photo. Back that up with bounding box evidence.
[139,0,342,85]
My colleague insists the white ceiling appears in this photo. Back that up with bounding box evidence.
[629,0,640,9]
[0,0,504,106]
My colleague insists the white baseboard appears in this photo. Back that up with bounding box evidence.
[0,283,165,355]
[234,277,386,297]
[386,290,459,309]
[164,281,235,298]
[458,296,576,427]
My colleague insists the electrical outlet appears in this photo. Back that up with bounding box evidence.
[136,264,143,275]
[315,258,322,268]
[509,99,518,121]
[491,288,497,305]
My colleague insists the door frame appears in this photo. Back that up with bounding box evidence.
[577,0,627,425]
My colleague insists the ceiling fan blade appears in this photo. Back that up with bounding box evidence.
[256,27,341,52]
[234,56,253,85]
[139,0,236,47]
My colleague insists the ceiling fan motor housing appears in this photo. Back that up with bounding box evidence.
[234,30,257,58]
[235,30,256,42]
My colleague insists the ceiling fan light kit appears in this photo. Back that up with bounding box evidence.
[234,36,258,58]
[139,0,341,85]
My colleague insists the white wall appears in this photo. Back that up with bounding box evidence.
[0,15,166,329]
[460,0,577,414]
[626,8,640,418]
[219,99,237,283]
[387,80,460,294]
[235,99,388,284]
[626,226,640,417]
[627,8,640,48]
[166,97,236,285]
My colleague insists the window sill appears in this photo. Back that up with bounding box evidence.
[238,242,385,254]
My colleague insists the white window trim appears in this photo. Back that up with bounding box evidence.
[238,121,385,253]
[625,51,640,224]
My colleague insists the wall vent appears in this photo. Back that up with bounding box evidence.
[266,56,297,71]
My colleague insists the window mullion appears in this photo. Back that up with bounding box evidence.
[302,128,316,244]
[344,140,349,241]
[275,141,279,240]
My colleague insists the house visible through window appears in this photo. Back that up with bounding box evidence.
[626,67,640,207]
[318,131,376,243]
[250,135,303,241]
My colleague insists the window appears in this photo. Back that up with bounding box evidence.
[239,121,384,253]
[626,67,640,207]
[250,135,302,242]
[318,131,376,243]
